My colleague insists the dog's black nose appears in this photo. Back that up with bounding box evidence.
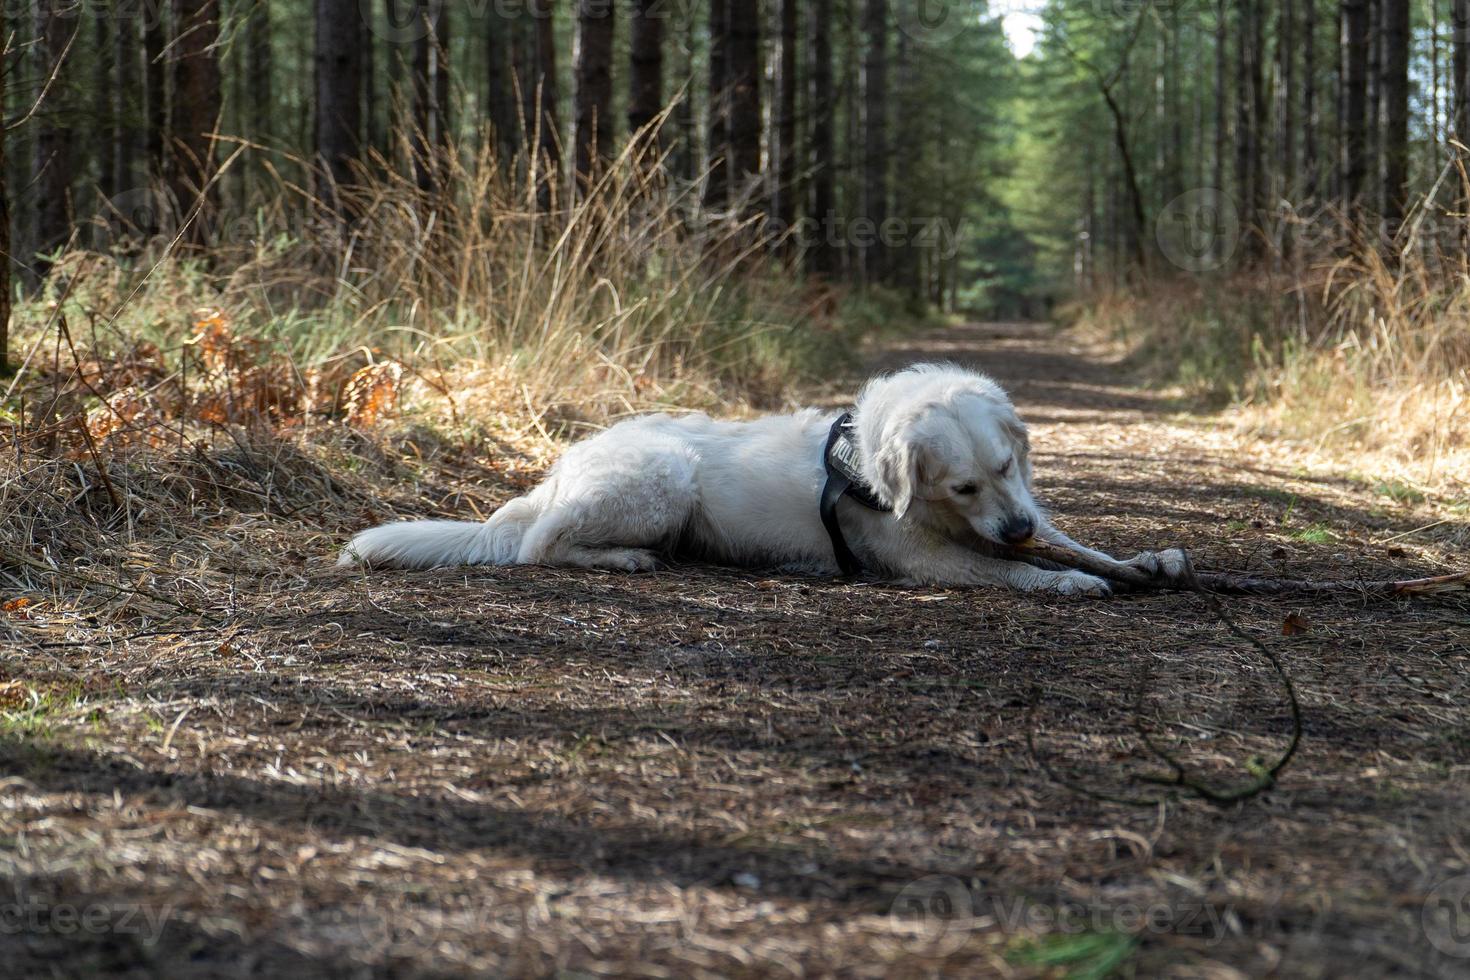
[999,516,1036,545]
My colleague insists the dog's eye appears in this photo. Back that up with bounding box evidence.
[997,458,1014,478]
[953,483,978,496]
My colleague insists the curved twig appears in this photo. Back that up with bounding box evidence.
[1024,549,1304,809]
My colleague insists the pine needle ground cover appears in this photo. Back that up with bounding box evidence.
[2,318,1467,978]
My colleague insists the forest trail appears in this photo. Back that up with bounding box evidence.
[9,322,1470,977]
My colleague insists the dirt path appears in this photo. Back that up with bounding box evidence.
[7,323,1469,978]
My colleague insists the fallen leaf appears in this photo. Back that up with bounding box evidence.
[1282,612,1310,636]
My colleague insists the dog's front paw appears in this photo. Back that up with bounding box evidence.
[1125,548,1188,580]
[1051,570,1113,598]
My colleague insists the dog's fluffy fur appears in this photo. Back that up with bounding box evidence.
[340,363,1183,594]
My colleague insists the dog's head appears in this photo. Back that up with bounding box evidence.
[855,364,1039,547]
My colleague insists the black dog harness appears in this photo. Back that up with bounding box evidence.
[821,412,892,576]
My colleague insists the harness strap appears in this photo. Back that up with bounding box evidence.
[821,412,891,577]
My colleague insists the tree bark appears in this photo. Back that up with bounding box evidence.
[169,0,222,238]
[1304,0,1317,198]
[807,0,835,276]
[411,0,448,191]
[862,0,889,284]
[316,0,364,203]
[704,0,729,208]
[772,0,798,237]
[114,8,142,195]
[1,3,10,374]
[726,0,761,206]
[532,0,561,207]
[673,5,696,182]
[1457,0,1470,143]
[1214,0,1226,203]
[486,2,515,159]
[628,0,664,147]
[35,0,73,265]
[94,13,115,201]
[1380,0,1409,231]
[145,0,167,183]
[1280,0,1296,204]
[574,0,615,183]
[1341,0,1369,210]
[247,0,271,162]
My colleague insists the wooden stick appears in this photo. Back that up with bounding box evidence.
[1005,539,1470,598]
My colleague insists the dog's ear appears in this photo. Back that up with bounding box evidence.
[873,434,937,519]
[1000,411,1032,483]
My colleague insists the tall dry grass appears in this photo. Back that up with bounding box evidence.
[1072,212,1470,492]
[11,125,863,447]
[0,126,887,611]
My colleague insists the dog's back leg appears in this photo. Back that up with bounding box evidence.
[517,441,698,571]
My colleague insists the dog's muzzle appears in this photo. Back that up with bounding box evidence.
[998,515,1036,546]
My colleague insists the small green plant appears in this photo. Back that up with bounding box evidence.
[1010,931,1139,980]
[1373,479,1427,505]
[1291,523,1337,545]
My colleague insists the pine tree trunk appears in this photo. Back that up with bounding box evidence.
[1214,0,1227,204]
[1380,0,1409,231]
[412,1,448,191]
[486,3,516,158]
[1248,0,1266,247]
[316,0,364,204]
[247,1,271,165]
[772,0,798,237]
[94,14,116,201]
[807,0,835,276]
[674,7,696,183]
[628,0,664,147]
[169,0,222,238]
[1457,1,1470,142]
[1,3,10,374]
[1280,0,1296,204]
[1304,0,1317,199]
[434,3,450,150]
[574,0,615,183]
[726,0,760,206]
[1341,0,1370,210]
[892,27,918,295]
[35,0,73,265]
[532,0,561,207]
[862,0,888,284]
[114,10,142,195]
[705,0,729,208]
[1366,0,1381,213]
[145,0,167,184]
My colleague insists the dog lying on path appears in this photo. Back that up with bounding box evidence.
[340,363,1184,595]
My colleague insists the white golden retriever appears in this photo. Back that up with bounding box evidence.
[340,364,1184,595]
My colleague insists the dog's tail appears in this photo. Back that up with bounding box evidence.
[337,496,541,569]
